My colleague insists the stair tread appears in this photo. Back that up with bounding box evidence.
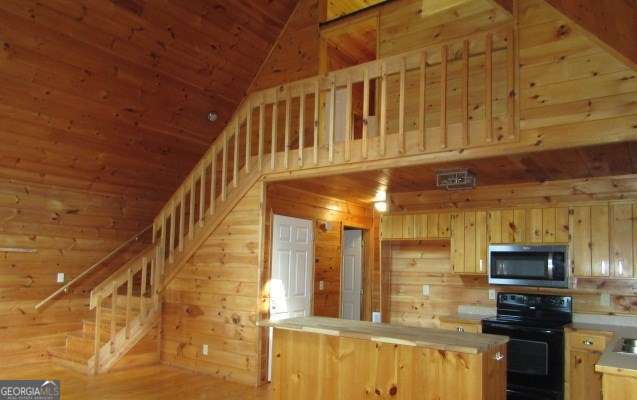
[48,346,92,363]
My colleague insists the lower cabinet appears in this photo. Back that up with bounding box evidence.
[565,329,611,400]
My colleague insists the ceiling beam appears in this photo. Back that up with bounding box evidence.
[543,0,637,70]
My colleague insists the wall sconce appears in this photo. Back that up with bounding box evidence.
[374,201,388,212]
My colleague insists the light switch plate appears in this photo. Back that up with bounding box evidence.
[421,284,430,297]
[57,272,65,283]
[600,293,611,307]
[372,312,382,323]
[202,344,208,356]
[319,280,325,291]
[488,289,496,300]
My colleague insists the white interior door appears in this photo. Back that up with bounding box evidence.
[270,215,314,320]
[268,215,314,381]
[341,229,362,320]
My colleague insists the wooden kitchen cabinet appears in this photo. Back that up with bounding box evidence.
[451,211,488,274]
[381,213,450,240]
[565,329,611,400]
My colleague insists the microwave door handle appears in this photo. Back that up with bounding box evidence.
[547,253,554,280]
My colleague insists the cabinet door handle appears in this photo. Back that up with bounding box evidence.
[457,327,464,332]
[583,339,594,346]
[494,352,504,361]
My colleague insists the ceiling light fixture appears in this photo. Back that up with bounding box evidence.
[207,112,218,122]
[374,201,388,213]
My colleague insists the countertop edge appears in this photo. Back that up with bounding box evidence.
[259,318,508,355]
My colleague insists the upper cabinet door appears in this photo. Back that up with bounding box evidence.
[571,206,592,277]
[475,211,488,275]
[610,204,634,278]
[402,214,415,239]
[451,212,465,273]
[590,205,610,277]
[487,210,502,244]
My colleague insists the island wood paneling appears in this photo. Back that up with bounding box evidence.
[271,328,507,400]
[161,184,264,386]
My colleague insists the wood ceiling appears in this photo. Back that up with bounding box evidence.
[324,0,386,22]
[274,142,637,204]
[0,0,297,199]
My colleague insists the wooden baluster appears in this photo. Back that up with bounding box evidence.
[507,28,516,139]
[284,89,291,169]
[328,78,335,163]
[245,104,252,173]
[258,101,265,171]
[362,68,370,159]
[271,90,278,170]
[462,40,470,147]
[178,187,185,252]
[345,76,352,161]
[152,258,159,307]
[140,258,147,321]
[379,62,387,156]
[160,212,167,268]
[419,51,427,152]
[93,295,102,373]
[199,163,206,226]
[125,267,132,339]
[209,150,217,215]
[298,89,305,167]
[222,132,228,201]
[188,177,195,240]
[110,281,117,352]
[313,79,319,165]
[168,201,175,263]
[440,45,448,149]
[233,119,239,187]
[485,33,493,143]
[398,57,406,154]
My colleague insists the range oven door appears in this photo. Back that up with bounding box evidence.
[488,244,568,288]
[482,321,564,399]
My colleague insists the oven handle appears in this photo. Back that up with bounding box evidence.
[483,322,563,334]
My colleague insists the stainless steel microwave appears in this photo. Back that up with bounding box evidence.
[488,244,569,288]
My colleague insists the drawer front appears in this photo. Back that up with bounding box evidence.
[569,332,607,352]
[439,321,481,334]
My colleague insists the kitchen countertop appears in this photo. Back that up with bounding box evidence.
[567,322,637,378]
[259,316,509,354]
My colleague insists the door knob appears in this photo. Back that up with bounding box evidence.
[494,352,504,361]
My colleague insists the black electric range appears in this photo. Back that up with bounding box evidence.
[482,293,572,400]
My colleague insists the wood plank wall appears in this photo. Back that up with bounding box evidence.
[518,0,637,139]
[249,0,320,92]
[0,179,154,368]
[261,183,376,383]
[161,183,264,386]
[385,176,637,328]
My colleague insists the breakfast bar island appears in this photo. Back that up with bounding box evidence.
[260,317,509,400]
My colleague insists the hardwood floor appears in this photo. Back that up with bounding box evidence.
[0,364,271,400]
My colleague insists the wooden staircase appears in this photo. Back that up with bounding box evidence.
[43,22,518,374]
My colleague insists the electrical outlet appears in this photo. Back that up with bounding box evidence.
[600,293,611,307]
[421,284,430,297]
[202,344,208,356]
[319,280,325,291]
[57,272,65,283]
[488,289,496,301]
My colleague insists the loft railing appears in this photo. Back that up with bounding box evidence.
[37,23,517,373]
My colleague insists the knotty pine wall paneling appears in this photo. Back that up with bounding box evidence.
[0,179,154,368]
[161,183,264,386]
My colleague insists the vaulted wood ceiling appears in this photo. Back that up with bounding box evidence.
[0,0,297,199]
[274,142,637,204]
